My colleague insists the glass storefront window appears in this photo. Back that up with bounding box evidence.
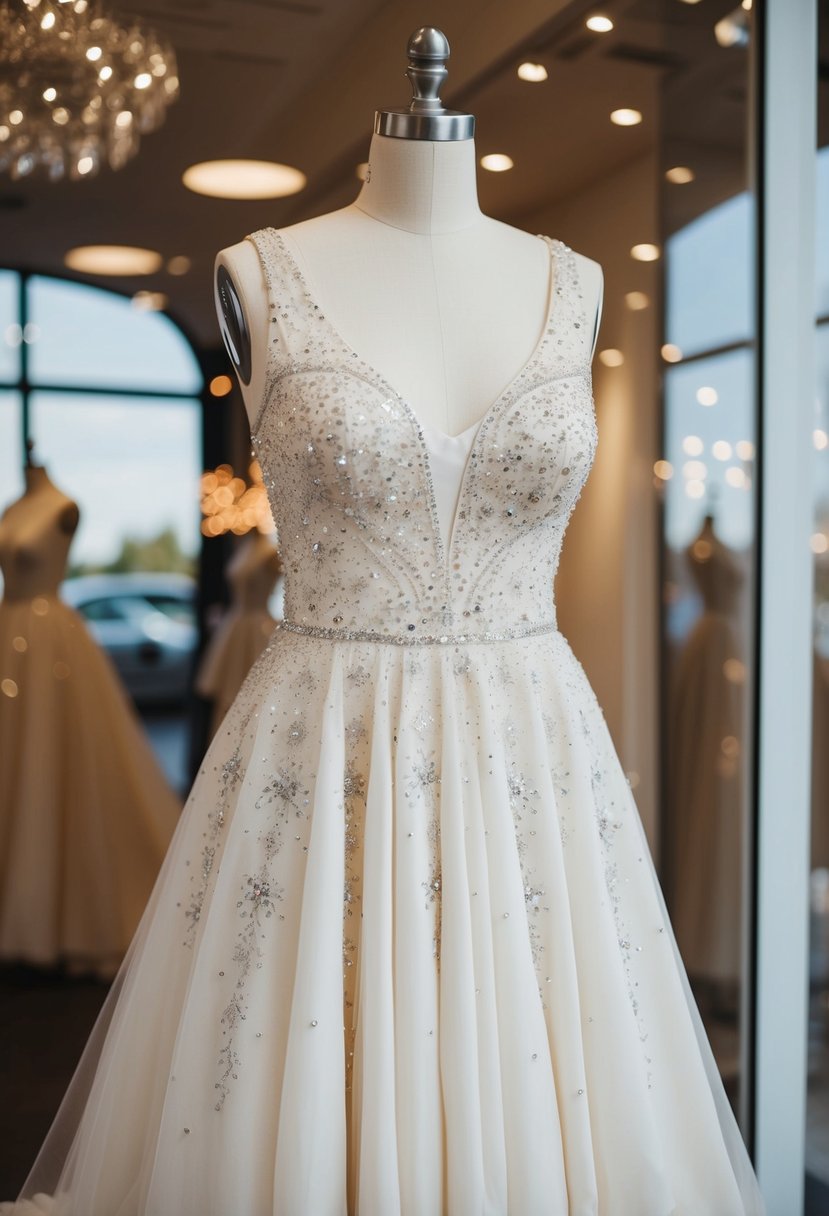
[665,195,754,358]
[0,274,203,580]
[27,276,202,395]
[656,3,757,1134]
[0,272,20,385]
[29,392,201,575]
[0,390,23,520]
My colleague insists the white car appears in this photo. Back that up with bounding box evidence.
[61,572,198,706]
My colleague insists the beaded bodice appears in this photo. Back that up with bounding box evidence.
[246,227,598,645]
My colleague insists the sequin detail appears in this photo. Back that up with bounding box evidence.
[246,225,597,646]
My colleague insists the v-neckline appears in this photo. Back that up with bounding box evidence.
[263,225,567,576]
[269,226,561,448]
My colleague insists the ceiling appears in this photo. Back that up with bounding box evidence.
[1,0,752,347]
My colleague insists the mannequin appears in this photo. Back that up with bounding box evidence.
[0,440,180,975]
[195,529,283,738]
[0,443,80,602]
[1,30,766,1216]
[668,504,747,1006]
[215,34,603,441]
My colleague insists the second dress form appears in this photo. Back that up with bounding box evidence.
[196,531,282,738]
[668,517,747,994]
[0,465,181,976]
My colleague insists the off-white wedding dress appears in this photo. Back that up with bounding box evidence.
[4,228,766,1214]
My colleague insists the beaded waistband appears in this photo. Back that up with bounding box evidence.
[275,618,559,646]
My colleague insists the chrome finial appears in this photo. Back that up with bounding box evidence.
[374,26,475,141]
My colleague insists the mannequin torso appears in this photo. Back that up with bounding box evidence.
[215,134,603,439]
[0,464,79,602]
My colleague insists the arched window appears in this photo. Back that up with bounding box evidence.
[0,272,203,579]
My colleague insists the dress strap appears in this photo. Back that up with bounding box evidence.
[244,227,318,399]
[538,236,593,368]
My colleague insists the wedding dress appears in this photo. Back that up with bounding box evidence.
[0,480,180,976]
[3,228,766,1214]
[195,532,281,739]
[668,534,747,986]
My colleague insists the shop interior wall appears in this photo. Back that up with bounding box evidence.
[523,148,661,846]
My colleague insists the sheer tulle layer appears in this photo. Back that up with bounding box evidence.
[7,627,764,1215]
[0,595,180,972]
[195,606,275,737]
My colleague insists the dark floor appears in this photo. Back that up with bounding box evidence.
[1,964,109,1196]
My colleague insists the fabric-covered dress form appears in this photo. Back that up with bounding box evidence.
[196,531,281,738]
[0,472,180,976]
[4,231,765,1214]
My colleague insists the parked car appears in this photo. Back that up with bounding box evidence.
[62,572,198,706]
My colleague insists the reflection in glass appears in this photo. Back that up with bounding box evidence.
[660,54,756,1125]
[667,516,748,1007]
[662,342,755,1109]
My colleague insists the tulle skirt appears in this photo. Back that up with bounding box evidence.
[0,594,180,975]
[5,625,765,1214]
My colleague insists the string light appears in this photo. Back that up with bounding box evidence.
[200,461,276,537]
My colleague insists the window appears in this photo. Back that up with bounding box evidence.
[0,273,203,582]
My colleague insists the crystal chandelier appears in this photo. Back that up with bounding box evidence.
[0,0,179,181]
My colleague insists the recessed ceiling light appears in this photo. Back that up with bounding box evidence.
[631,242,660,262]
[586,15,614,32]
[625,291,650,310]
[166,255,191,276]
[480,153,513,172]
[182,159,306,200]
[714,12,750,46]
[599,348,624,367]
[65,245,162,275]
[611,108,642,126]
[517,62,548,82]
[696,386,719,406]
[131,290,168,311]
[665,165,695,184]
[661,343,683,362]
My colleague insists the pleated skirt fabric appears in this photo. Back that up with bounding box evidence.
[7,625,764,1214]
[0,595,179,974]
